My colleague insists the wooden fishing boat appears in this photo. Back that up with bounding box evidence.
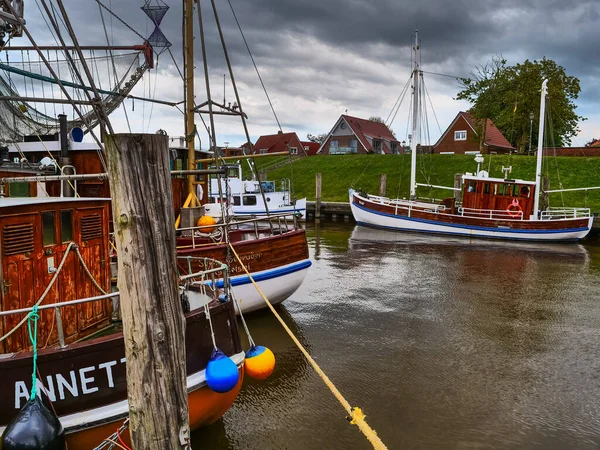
[0,196,244,448]
[350,35,592,242]
[177,217,311,313]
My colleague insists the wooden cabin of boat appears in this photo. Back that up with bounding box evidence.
[0,197,111,354]
[461,175,537,219]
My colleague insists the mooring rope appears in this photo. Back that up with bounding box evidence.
[27,305,39,400]
[227,243,387,450]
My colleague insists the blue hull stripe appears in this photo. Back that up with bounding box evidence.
[210,259,312,288]
[235,208,306,215]
[352,202,588,235]
[355,221,581,242]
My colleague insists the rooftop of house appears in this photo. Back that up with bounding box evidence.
[254,131,302,153]
[461,112,515,150]
[300,141,320,155]
[342,115,398,145]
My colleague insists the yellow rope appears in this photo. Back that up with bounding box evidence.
[228,243,387,449]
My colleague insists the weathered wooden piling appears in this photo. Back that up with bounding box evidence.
[454,173,462,203]
[315,173,322,219]
[105,134,189,450]
[379,174,386,197]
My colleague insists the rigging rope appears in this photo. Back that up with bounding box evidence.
[228,243,387,450]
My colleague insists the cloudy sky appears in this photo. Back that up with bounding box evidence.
[21,0,600,148]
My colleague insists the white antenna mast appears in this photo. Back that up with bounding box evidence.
[532,79,548,218]
[409,30,420,200]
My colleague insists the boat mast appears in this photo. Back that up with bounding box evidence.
[184,0,197,206]
[409,30,420,200]
[532,79,548,218]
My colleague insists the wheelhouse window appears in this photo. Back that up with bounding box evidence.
[484,183,490,194]
[60,210,73,242]
[243,195,257,206]
[454,130,467,141]
[42,211,56,246]
[232,196,241,206]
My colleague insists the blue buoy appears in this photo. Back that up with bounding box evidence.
[206,348,239,393]
[69,127,84,143]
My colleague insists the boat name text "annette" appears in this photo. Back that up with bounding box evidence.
[13,357,126,409]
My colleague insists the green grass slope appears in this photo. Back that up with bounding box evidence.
[253,154,600,213]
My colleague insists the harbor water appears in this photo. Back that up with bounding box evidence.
[193,222,600,449]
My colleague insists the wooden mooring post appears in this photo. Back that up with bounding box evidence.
[315,173,322,219]
[106,134,189,449]
[379,174,387,197]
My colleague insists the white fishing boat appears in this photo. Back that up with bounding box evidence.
[203,163,307,220]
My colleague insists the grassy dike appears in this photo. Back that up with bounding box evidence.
[253,154,600,213]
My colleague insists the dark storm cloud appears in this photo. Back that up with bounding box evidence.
[25,0,600,140]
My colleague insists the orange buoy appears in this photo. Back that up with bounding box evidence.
[197,215,216,233]
[244,345,276,380]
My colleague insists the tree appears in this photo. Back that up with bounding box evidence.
[306,133,327,144]
[456,56,585,149]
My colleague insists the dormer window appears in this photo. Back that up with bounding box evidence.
[454,130,467,141]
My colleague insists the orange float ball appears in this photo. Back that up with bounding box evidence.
[244,345,276,380]
[197,215,216,233]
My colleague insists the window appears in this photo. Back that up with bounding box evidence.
[243,195,257,206]
[454,130,467,141]
[42,211,56,246]
[349,139,358,149]
[61,210,73,242]
[484,183,490,194]
[259,149,268,154]
[232,196,241,206]
[373,140,382,153]
[304,146,309,152]
[330,140,338,149]
[391,143,398,154]
[289,147,298,155]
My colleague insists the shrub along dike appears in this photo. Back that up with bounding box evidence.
[254,153,600,214]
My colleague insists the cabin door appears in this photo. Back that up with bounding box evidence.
[73,208,109,330]
[1,214,38,353]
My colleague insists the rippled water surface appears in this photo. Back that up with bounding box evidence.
[193,222,600,449]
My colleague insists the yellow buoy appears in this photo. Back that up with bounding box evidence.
[244,345,275,380]
[18,104,27,113]
[197,215,216,233]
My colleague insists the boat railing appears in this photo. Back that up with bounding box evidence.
[458,207,524,220]
[176,211,300,250]
[540,208,591,220]
[0,258,230,350]
[0,292,118,350]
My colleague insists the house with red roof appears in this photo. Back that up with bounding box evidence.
[433,112,515,154]
[586,139,600,147]
[317,115,400,155]
[300,141,320,156]
[254,131,308,156]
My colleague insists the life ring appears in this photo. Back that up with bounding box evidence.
[506,199,522,217]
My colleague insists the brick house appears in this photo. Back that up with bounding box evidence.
[433,111,515,154]
[317,115,400,155]
[300,141,320,156]
[254,131,308,156]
